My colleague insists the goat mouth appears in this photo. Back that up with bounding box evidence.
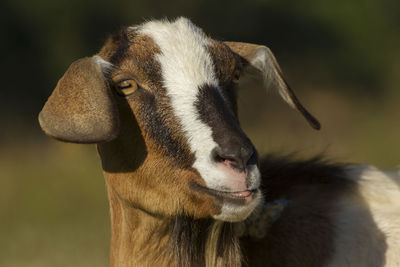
[190,182,259,204]
[212,189,257,199]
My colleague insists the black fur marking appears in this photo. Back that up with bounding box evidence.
[259,155,352,202]
[195,84,255,161]
[109,29,131,65]
[221,82,239,117]
[196,84,240,139]
[170,216,209,267]
[135,90,194,167]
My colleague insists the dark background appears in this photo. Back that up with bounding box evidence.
[1,0,399,265]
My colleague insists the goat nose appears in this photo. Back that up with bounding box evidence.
[212,144,256,172]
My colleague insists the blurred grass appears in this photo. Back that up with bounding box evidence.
[239,82,400,168]
[0,141,109,267]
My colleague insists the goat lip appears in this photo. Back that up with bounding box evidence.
[214,189,255,199]
[208,188,258,205]
[190,182,258,202]
[230,190,253,198]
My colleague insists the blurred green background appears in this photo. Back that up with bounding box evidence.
[1,0,399,266]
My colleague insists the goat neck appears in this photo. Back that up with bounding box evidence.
[105,184,174,267]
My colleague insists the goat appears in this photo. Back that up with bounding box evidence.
[39,17,400,267]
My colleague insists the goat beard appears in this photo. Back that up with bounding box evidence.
[169,215,242,267]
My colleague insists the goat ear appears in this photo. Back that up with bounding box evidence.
[225,42,321,130]
[39,56,120,143]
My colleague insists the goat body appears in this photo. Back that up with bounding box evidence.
[39,18,400,266]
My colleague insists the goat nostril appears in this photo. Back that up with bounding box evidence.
[215,154,235,165]
[212,146,255,172]
[215,154,225,163]
[213,151,233,164]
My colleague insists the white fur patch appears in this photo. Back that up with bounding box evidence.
[137,18,260,221]
[326,165,400,267]
[137,18,223,187]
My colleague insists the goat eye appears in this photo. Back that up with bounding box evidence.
[232,70,241,83]
[115,80,138,96]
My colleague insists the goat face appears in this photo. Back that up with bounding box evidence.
[39,17,319,222]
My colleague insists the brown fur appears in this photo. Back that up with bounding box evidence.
[207,42,238,86]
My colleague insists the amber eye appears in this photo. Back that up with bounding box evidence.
[115,80,138,96]
[232,70,241,83]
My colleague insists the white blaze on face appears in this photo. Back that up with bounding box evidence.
[137,18,231,190]
[137,18,262,221]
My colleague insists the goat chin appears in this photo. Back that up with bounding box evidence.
[212,189,263,222]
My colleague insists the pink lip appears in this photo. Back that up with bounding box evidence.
[190,181,258,203]
[230,190,252,198]
[211,189,257,203]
